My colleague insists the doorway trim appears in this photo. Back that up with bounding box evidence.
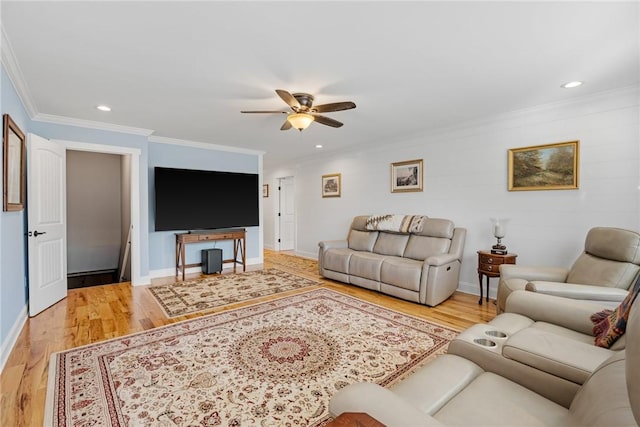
[58,139,143,286]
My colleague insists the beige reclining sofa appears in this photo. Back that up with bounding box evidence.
[318,215,466,306]
[330,290,640,426]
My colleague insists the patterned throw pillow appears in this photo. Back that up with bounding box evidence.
[591,275,640,348]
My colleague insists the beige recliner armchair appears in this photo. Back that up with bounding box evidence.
[496,226,640,313]
[329,291,640,426]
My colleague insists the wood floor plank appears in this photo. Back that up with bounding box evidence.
[0,250,497,426]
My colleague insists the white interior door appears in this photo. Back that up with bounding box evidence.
[27,133,67,317]
[279,176,295,251]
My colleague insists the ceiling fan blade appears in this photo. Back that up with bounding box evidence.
[275,89,301,111]
[312,101,356,113]
[240,110,288,114]
[312,114,343,128]
[280,120,292,131]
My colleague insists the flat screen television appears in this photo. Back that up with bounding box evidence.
[154,167,259,231]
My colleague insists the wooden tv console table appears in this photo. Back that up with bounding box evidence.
[175,228,246,280]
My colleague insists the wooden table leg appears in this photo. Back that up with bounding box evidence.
[241,235,246,272]
[478,273,484,305]
[181,241,186,281]
[485,276,490,303]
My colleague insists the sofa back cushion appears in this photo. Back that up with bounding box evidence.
[568,255,640,289]
[348,230,379,252]
[413,218,455,238]
[584,227,640,265]
[350,216,370,231]
[373,233,410,257]
[404,235,452,261]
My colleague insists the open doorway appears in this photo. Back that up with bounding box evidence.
[65,150,131,288]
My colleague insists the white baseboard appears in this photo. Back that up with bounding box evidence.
[1,304,28,373]
[149,257,263,280]
[294,250,317,260]
[457,280,495,299]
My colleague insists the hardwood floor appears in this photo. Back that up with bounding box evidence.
[0,250,497,427]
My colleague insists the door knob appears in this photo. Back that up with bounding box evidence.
[33,230,47,237]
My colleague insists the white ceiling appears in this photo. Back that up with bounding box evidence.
[2,1,638,168]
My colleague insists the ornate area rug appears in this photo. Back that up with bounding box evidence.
[45,289,458,426]
[148,268,319,317]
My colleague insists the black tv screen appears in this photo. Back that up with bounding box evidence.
[154,167,259,231]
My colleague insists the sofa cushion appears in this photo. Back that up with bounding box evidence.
[348,229,378,252]
[567,254,640,289]
[350,215,370,231]
[322,248,354,274]
[404,235,452,261]
[502,328,613,385]
[413,218,455,239]
[434,372,568,426]
[583,227,640,264]
[381,257,423,291]
[373,233,410,257]
[349,252,386,281]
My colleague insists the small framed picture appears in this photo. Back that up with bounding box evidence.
[391,159,423,193]
[263,184,269,198]
[3,114,26,211]
[508,140,579,191]
[322,173,341,198]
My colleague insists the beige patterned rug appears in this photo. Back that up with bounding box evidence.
[148,268,319,317]
[45,289,458,426]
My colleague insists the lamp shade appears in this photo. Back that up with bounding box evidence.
[287,113,314,131]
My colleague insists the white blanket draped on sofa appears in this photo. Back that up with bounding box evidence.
[365,214,427,233]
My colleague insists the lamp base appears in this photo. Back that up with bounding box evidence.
[491,243,507,255]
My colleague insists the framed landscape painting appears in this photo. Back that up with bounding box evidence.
[322,173,341,198]
[508,140,579,191]
[391,159,423,193]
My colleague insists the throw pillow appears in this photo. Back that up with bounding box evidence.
[591,275,640,348]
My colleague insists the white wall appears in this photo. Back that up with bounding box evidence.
[264,87,640,298]
[66,150,122,274]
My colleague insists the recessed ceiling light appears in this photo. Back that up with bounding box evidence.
[96,105,111,112]
[561,81,583,89]
[315,144,323,149]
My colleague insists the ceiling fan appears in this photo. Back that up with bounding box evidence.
[241,89,356,131]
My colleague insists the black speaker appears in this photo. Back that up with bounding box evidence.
[202,248,223,274]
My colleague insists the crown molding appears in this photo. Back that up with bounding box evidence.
[1,27,38,118]
[149,135,265,156]
[33,113,154,136]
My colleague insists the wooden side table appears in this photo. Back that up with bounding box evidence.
[477,250,517,305]
[326,412,385,427]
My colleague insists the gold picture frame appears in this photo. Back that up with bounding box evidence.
[3,114,26,211]
[391,159,423,193]
[263,184,269,198]
[322,173,341,198]
[508,140,579,191]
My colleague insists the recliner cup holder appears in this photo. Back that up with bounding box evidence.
[485,330,507,338]
[473,338,497,347]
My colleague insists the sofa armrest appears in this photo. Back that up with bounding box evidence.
[318,240,348,251]
[425,253,459,267]
[329,382,444,426]
[526,281,629,303]
[499,264,569,282]
[505,290,608,335]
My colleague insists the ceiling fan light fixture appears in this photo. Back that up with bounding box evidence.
[287,113,314,131]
